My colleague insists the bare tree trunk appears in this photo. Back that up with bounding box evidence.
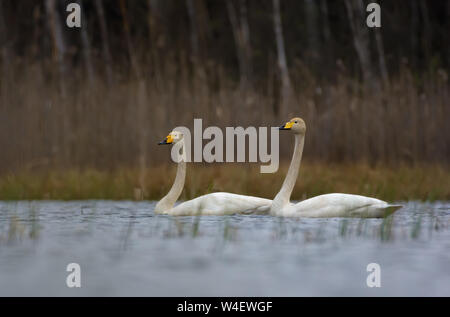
[304,0,320,66]
[186,0,199,62]
[45,0,71,165]
[273,0,291,117]
[239,0,252,87]
[195,0,212,56]
[419,0,432,65]
[0,0,8,67]
[226,0,244,80]
[147,0,158,74]
[226,0,252,91]
[410,0,419,68]
[344,0,375,161]
[119,0,140,79]
[147,0,166,55]
[118,2,147,192]
[94,0,113,85]
[77,0,94,84]
[374,28,389,87]
[448,1,450,67]
[320,0,333,72]
[0,0,9,108]
[320,0,332,49]
[45,0,68,97]
[344,0,376,89]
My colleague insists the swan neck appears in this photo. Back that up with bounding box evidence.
[273,134,305,208]
[154,141,186,213]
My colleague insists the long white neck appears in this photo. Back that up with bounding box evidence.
[271,133,305,212]
[154,140,186,214]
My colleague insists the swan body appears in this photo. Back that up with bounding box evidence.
[272,193,401,218]
[155,131,271,216]
[158,192,271,216]
[270,117,402,218]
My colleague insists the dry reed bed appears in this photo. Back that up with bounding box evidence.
[0,61,448,173]
[0,162,448,201]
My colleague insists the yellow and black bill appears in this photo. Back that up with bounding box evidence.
[279,121,294,130]
[158,134,174,145]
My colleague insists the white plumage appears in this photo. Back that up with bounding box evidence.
[269,117,402,218]
[272,193,401,218]
[154,131,271,216]
[155,121,402,218]
[162,192,271,216]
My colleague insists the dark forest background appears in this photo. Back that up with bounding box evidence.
[0,0,449,177]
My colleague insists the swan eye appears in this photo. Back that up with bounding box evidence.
[294,121,298,123]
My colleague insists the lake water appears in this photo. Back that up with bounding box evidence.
[0,200,449,296]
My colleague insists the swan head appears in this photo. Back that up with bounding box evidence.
[158,130,184,145]
[279,117,306,135]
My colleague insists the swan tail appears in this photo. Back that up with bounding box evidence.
[386,205,403,213]
[351,203,403,218]
[382,204,403,216]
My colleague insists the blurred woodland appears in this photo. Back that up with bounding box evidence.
[0,0,449,194]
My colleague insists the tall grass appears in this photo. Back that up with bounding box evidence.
[0,162,448,201]
[0,57,448,175]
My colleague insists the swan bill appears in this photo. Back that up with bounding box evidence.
[279,121,294,130]
[158,134,174,145]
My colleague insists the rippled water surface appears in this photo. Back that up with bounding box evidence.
[0,201,449,296]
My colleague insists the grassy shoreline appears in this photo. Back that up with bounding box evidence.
[0,162,448,201]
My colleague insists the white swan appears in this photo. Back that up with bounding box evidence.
[154,130,272,216]
[270,117,402,218]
